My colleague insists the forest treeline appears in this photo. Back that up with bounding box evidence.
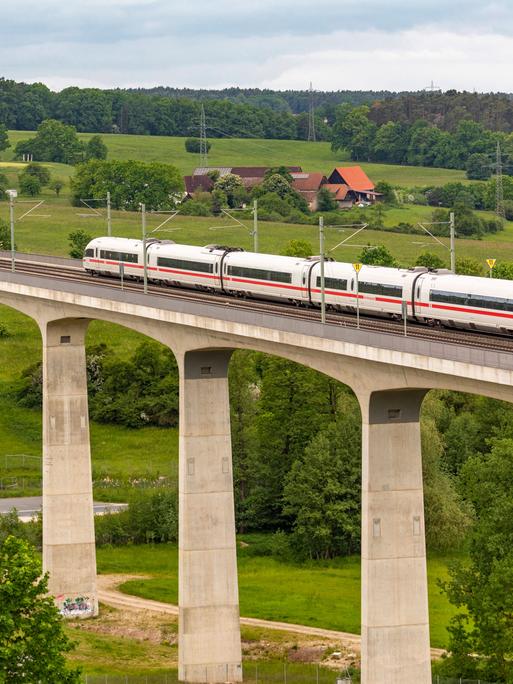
[0,78,331,140]
[3,76,513,144]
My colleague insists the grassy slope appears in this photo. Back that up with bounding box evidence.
[96,543,458,649]
[3,129,469,187]
[0,306,178,498]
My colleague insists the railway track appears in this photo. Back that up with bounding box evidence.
[2,256,513,355]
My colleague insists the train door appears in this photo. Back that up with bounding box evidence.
[300,263,313,300]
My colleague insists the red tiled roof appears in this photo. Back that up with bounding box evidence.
[291,172,327,191]
[330,166,374,191]
[323,183,350,200]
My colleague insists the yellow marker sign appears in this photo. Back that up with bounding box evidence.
[486,259,496,269]
[353,262,362,273]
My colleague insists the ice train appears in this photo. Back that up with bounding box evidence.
[83,237,513,335]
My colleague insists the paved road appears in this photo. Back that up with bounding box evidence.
[0,497,127,521]
[96,575,446,658]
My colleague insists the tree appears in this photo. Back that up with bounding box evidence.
[244,356,343,530]
[15,119,84,164]
[0,219,14,250]
[85,134,107,160]
[374,180,395,203]
[0,172,7,199]
[70,159,183,211]
[420,415,472,552]
[358,244,397,267]
[283,400,361,559]
[0,535,81,683]
[50,179,64,196]
[0,124,9,152]
[439,440,513,681]
[280,240,313,258]
[415,252,446,269]
[316,186,338,212]
[24,161,50,186]
[214,173,244,208]
[466,152,492,180]
[331,104,376,160]
[18,173,41,196]
[68,230,91,259]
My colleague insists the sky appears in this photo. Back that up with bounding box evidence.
[2,0,513,92]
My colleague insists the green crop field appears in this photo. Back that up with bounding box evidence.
[96,541,459,649]
[2,129,469,187]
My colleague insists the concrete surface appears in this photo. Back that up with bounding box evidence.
[42,319,98,618]
[178,350,242,683]
[360,390,431,684]
[0,496,127,522]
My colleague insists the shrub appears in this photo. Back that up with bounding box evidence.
[23,162,50,186]
[19,173,41,196]
[185,138,211,153]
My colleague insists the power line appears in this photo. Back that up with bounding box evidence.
[307,82,316,142]
[199,104,208,167]
[496,140,505,223]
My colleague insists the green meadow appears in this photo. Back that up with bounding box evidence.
[96,541,459,649]
[3,129,469,187]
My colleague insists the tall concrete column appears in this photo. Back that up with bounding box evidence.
[42,318,97,618]
[178,349,242,683]
[360,389,431,684]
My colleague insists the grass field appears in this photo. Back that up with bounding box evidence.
[0,305,178,499]
[96,541,459,649]
[1,197,512,267]
[2,129,470,187]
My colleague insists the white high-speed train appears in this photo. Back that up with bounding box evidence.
[83,236,513,334]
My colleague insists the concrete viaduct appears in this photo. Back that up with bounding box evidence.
[2,263,513,684]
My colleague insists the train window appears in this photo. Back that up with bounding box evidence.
[430,289,513,313]
[315,277,347,290]
[100,250,138,263]
[359,281,402,297]
[157,257,213,273]
[227,265,292,284]
[84,248,94,257]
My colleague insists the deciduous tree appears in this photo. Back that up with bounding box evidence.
[0,535,81,683]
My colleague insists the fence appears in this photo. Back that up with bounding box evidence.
[1,453,41,469]
[432,679,497,684]
[82,663,354,684]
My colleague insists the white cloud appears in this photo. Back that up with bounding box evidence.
[2,2,513,91]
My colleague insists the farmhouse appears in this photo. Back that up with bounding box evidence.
[325,166,381,208]
[290,172,328,211]
[184,166,303,198]
[182,164,380,210]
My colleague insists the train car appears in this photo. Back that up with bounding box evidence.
[222,250,305,302]
[83,237,144,278]
[416,271,513,333]
[148,242,225,290]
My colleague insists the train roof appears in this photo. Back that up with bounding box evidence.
[87,237,143,250]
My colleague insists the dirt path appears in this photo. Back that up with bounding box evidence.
[97,574,446,658]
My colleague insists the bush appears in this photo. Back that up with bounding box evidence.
[0,323,10,338]
[95,490,178,546]
[179,199,212,216]
[19,173,41,196]
[185,137,211,153]
[68,229,91,259]
[23,162,50,186]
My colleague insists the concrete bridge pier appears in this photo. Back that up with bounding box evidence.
[360,388,431,684]
[178,349,242,683]
[42,318,98,618]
